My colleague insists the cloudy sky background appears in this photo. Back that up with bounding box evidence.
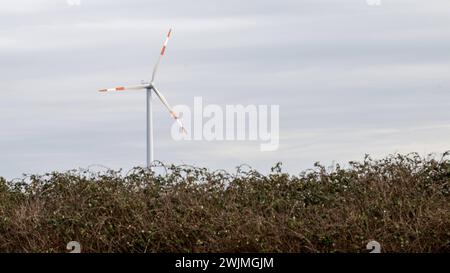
[1,0,449,179]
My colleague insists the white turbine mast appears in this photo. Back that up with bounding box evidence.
[99,28,187,169]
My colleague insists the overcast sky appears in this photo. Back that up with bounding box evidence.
[1,0,449,179]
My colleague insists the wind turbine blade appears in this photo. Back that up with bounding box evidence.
[99,84,149,93]
[152,86,187,134]
[151,28,173,83]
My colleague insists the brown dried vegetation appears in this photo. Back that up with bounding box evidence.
[0,153,449,253]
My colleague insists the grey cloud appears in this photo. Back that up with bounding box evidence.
[1,0,449,179]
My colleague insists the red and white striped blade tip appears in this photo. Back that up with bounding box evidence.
[160,28,174,56]
[98,86,127,92]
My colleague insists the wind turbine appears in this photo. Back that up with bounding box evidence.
[99,28,187,169]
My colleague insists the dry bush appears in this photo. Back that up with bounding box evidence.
[0,152,449,253]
